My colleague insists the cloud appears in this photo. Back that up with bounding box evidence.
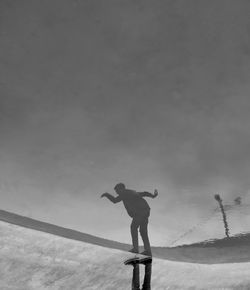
[1,0,250,243]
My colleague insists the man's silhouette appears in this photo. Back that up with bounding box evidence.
[101,183,158,256]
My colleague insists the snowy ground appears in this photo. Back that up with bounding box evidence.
[1,219,250,289]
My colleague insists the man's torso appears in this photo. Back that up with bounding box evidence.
[120,189,150,218]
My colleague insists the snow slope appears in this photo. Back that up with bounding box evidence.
[1,210,250,289]
[1,209,250,264]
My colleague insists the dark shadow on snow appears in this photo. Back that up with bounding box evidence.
[1,209,250,264]
[124,257,152,290]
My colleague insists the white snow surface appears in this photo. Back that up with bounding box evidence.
[1,220,250,289]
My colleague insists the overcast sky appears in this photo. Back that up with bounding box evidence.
[1,0,250,245]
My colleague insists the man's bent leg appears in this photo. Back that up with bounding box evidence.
[130,219,139,252]
[139,218,151,254]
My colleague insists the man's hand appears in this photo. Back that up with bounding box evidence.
[101,192,108,198]
[153,189,158,198]
[100,193,121,203]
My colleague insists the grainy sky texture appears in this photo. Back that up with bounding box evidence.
[1,0,250,245]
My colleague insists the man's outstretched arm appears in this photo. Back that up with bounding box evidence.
[101,193,122,203]
[138,189,158,198]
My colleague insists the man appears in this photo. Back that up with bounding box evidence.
[101,183,158,256]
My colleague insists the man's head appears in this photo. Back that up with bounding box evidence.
[114,183,126,194]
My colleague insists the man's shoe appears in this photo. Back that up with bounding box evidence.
[140,250,152,257]
[128,248,139,254]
